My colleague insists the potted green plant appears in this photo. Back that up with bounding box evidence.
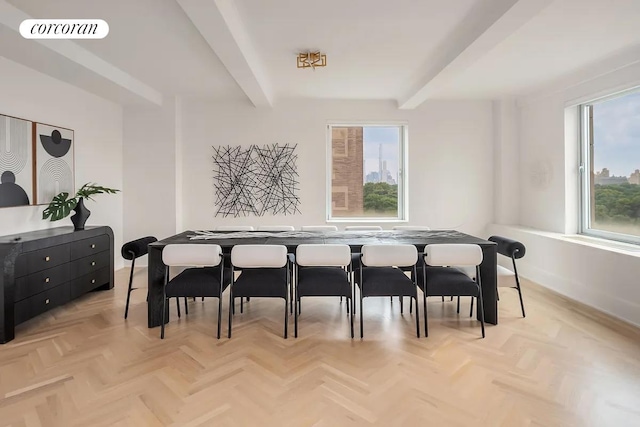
[42,183,119,230]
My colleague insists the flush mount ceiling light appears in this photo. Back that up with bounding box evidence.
[297,51,326,69]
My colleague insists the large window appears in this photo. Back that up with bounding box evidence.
[580,90,640,243]
[327,124,407,221]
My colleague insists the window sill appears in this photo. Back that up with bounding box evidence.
[561,234,640,254]
[489,224,640,258]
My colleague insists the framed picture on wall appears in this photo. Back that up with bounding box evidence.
[34,123,74,205]
[0,114,33,208]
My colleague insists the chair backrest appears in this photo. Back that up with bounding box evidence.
[361,244,417,267]
[296,244,351,267]
[424,244,483,267]
[488,235,525,259]
[301,225,338,231]
[231,245,288,268]
[121,236,158,260]
[162,244,222,267]
[215,225,255,231]
[256,226,295,231]
[392,226,430,231]
[344,226,383,231]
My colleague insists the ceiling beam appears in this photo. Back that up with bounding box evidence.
[398,0,553,109]
[0,0,163,106]
[177,0,272,107]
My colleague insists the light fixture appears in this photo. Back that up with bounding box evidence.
[297,51,326,70]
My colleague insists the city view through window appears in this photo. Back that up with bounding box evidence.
[330,126,402,218]
[588,90,640,237]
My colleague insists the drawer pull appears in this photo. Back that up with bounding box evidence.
[91,244,96,249]
[45,277,50,283]
[45,298,50,305]
[91,279,96,284]
[91,261,96,266]
[45,256,50,262]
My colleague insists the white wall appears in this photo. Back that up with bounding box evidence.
[123,98,179,247]
[0,57,124,267]
[498,60,640,327]
[179,98,494,234]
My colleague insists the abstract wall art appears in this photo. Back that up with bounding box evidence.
[0,114,33,208]
[213,143,301,217]
[35,123,74,205]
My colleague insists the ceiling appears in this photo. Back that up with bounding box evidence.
[2,0,640,107]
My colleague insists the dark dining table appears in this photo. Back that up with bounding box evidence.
[147,229,498,328]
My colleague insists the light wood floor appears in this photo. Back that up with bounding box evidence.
[1,268,639,426]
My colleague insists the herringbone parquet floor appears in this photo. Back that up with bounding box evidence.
[1,267,639,426]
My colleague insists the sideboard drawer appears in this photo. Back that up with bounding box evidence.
[15,264,69,302]
[14,282,70,325]
[70,251,110,278]
[70,234,110,260]
[70,267,110,299]
[25,245,70,273]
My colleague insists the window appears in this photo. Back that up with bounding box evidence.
[580,89,640,243]
[327,124,407,221]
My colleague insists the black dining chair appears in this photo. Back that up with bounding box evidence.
[122,236,157,319]
[417,243,485,338]
[161,244,231,339]
[357,244,421,338]
[294,244,354,338]
[229,245,290,338]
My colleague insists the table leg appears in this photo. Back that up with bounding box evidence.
[148,245,168,328]
[479,245,497,325]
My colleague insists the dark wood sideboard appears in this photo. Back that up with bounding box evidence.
[0,226,114,343]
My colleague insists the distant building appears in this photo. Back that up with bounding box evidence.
[629,169,640,185]
[365,171,380,183]
[595,168,628,185]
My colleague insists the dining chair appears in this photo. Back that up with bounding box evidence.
[160,244,231,339]
[418,243,485,338]
[488,236,526,317]
[301,225,338,231]
[229,245,290,338]
[256,225,295,231]
[215,226,255,231]
[295,244,353,338]
[392,226,431,231]
[456,236,526,318]
[122,236,157,319]
[358,244,421,338]
[344,226,383,231]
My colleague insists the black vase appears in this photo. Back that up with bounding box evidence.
[71,197,91,230]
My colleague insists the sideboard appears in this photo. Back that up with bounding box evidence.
[0,226,114,343]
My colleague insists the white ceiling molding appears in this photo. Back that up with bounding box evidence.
[397,0,553,109]
[177,0,272,107]
[0,0,163,106]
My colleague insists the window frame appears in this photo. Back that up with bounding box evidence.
[579,88,640,245]
[326,122,409,223]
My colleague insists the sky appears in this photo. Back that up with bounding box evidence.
[362,126,400,180]
[593,91,640,177]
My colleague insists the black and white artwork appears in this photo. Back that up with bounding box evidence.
[213,143,301,217]
[0,115,33,208]
[35,123,74,205]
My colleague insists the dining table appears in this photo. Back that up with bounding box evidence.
[146,229,498,328]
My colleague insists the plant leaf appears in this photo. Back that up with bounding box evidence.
[42,192,77,221]
[75,183,120,200]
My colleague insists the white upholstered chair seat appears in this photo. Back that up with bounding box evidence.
[301,225,338,231]
[231,245,288,268]
[344,226,383,231]
[215,225,255,231]
[256,225,295,231]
